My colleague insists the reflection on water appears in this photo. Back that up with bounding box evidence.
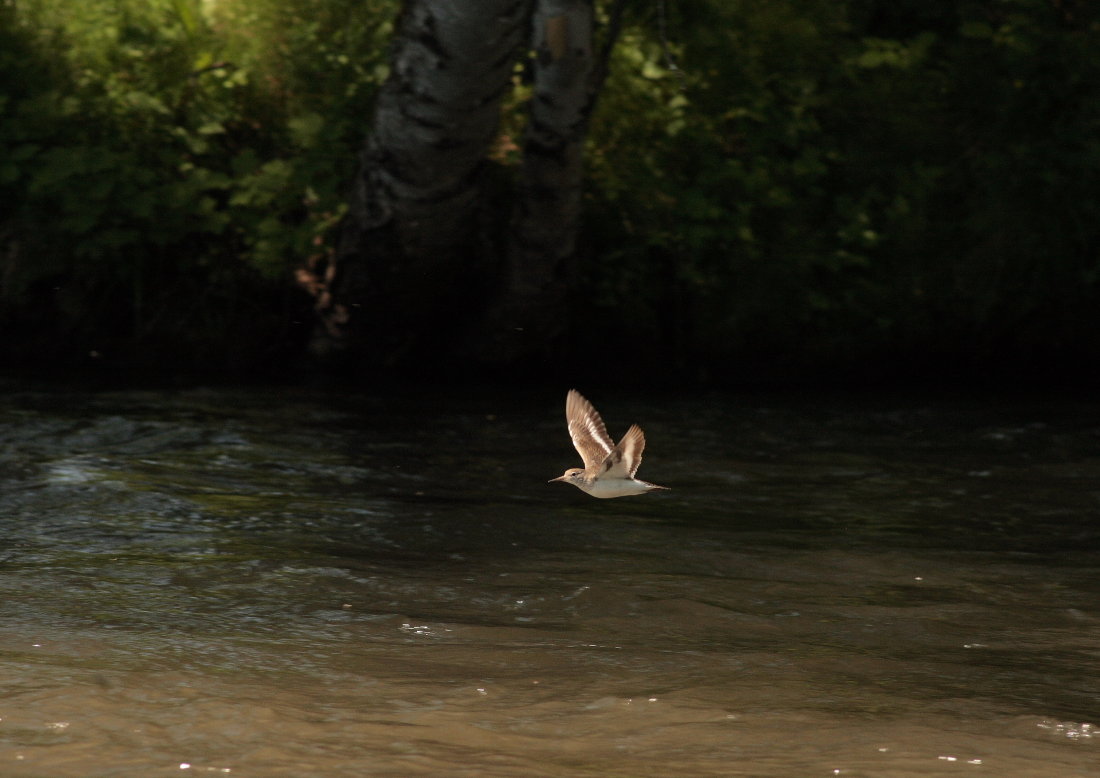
[1,386,1098,776]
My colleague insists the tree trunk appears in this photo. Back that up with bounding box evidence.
[304,0,621,370]
[462,0,597,362]
[310,0,532,363]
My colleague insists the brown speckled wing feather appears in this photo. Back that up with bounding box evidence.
[566,390,615,470]
[604,424,646,479]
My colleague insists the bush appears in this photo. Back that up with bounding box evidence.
[0,0,395,371]
[3,0,1099,380]
[583,0,1100,378]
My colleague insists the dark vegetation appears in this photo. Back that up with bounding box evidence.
[2,0,1098,385]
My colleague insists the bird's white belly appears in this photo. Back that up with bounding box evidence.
[584,478,651,499]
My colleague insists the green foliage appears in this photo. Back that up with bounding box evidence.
[0,0,394,368]
[3,0,1099,376]
[583,0,1100,374]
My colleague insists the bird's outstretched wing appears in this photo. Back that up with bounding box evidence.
[566,390,615,470]
[603,424,646,479]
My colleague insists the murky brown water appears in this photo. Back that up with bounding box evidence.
[1,385,1098,776]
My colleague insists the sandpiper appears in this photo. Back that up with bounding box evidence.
[549,389,669,498]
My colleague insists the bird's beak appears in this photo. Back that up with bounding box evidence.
[548,476,566,483]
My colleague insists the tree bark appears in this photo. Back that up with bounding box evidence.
[304,0,622,369]
[462,0,597,362]
[310,0,532,362]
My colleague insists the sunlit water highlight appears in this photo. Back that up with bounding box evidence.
[0,386,1098,776]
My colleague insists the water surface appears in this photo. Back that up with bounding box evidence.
[1,386,1098,776]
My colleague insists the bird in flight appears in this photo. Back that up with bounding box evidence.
[549,389,669,498]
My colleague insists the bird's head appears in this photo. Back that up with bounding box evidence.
[548,468,587,486]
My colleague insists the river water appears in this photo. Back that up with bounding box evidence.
[0,385,1097,777]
